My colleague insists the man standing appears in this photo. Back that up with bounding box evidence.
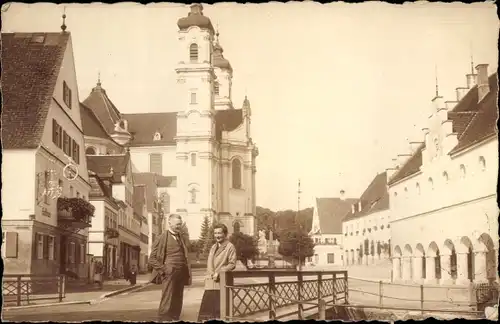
[148,214,192,321]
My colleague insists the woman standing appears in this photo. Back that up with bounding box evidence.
[197,223,237,322]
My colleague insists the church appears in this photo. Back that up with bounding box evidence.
[81,4,259,240]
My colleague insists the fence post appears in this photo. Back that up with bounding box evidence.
[379,280,383,306]
[317,272,323,305]
[220,271,228,321]
[420,284,424,315]
[332,272,337,305]
[297,271,304,319]
[268,273,276,320]
[16,276,22,306]
[318,298,326,320]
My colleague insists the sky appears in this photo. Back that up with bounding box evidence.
[2,2,498,211]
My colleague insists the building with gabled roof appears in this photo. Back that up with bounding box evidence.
[86,152,140,276]
[342,172,391,267]
[308,192,357,266]
[387,63,498,286]
[80,4,259,240]
[1,27,92,278]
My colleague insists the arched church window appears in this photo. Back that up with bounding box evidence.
[479,156,486,171]
[86,146,96,155]
[232,159,242,189]
[214,82,220,96]
[459,164,467,179]
[189,43,198,62]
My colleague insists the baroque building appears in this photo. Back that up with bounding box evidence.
[81,4,258,239]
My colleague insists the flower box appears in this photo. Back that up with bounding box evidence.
[57,197,94,228]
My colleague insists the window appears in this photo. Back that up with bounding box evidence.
[36,233,44,260]
[428,177,434,190]
[443,171,449,183]
[189,43,198,62]
[69,242,76,263]
[48,236,55,260]
[460,164,466,179]
[479,156,486,171]
[52,119,62,148]
[232,159,242,189]
[149,153,163,175]
[76,192,80,198]
[63,81,72,109]
[63,131,70,155]
[190,92,197,104]
[233,222,241,233]
[86,146,96,155]
[333,238,337,245]
[153,132,162,141]
[214,82,220,96]
[191,153,197,167]
[327,253,335,264]
[80,244,85,263]
[72,139,80,164]
[416,183,421,195]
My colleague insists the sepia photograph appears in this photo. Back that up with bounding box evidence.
[1,1,499,322]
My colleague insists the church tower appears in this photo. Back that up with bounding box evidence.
[212,29,234,110]
[175,4,217,239]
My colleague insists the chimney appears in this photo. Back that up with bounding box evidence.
[475,64,490,103]
[455,87,468,101]
[358,201,362,212]
[466,73,477,89]
[409,141,424,154]
[340,190,346,201]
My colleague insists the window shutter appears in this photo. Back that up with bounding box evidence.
[57,125,63,148]
[5,232,19,258]
[52,119,58,145]
[33,233,39,260]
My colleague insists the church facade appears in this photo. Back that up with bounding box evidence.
[81,4,258,240]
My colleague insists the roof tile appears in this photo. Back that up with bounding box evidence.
[343,172,389,221]
[1,32,69,149]
[315,197,357,234]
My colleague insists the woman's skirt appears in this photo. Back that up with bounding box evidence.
[197,289,221,322]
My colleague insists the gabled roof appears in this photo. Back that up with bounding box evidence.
[215,109,243,141]
[343,172,390,222]
[1,32,70,149]
[133,172,159,212]
[86,153,130,183]
[123,112,177,147]
[315,197,357,234]
[81,82,122,136]
[388,72,498,186]
[80,102,113,140]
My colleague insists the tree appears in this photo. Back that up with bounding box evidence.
[277,223,315,266]
[370,240,375,256]
[230,231,259,269]
[199,216,210,248]
[202,224,215,257]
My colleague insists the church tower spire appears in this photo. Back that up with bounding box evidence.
[212,25,234,110]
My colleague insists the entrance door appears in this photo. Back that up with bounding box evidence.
[60,235,67,274]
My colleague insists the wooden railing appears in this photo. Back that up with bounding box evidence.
[219,270,348,321]
[2,274,66,307]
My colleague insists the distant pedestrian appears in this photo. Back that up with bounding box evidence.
[129,264,137,285]
[148,214,192,321]
[198,223,237,322]
[94,261,104,289]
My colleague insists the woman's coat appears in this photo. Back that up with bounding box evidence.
[205,240,237,290]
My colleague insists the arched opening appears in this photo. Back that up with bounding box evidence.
[233,221,241,234]
[459,236,475,282]
[393,246,403,281]
[403,244,413,280]
[189,43,198,62]
[427,242,440,283]
[232,159,242,189]
[442,171,449,183]
[86,146,96,155]
[478,156,486,171]
[443,239,458,281]
[416,243,426,280]
[478,233,497,282]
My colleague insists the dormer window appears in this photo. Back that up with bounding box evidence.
[31,34,45,43]
[153,132,162,141]
[63,81,72,109]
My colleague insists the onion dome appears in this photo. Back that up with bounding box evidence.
[177,4,215,34]
[213,30,233,72]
